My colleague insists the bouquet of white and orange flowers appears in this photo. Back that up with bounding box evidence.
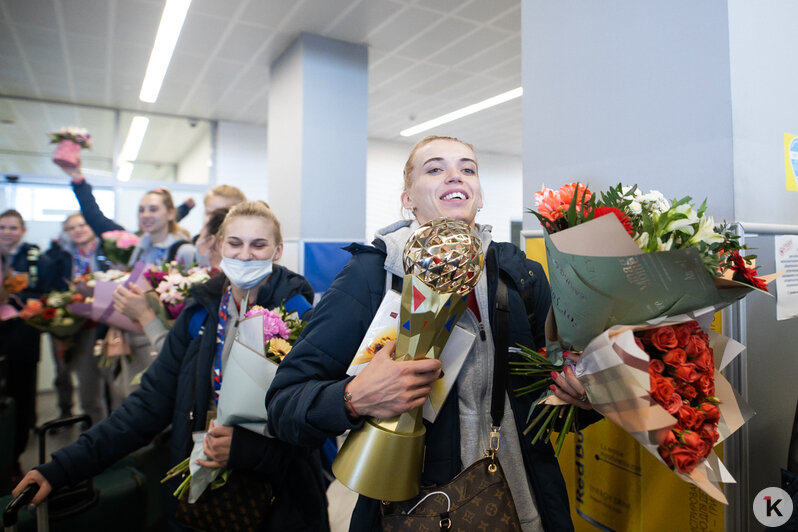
[514,182,775,502]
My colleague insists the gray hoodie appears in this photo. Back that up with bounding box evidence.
[375,220,543,532]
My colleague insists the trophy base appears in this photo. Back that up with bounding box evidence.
[332,418,426,502]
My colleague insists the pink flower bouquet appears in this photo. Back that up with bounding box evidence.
[101,230,140,267]
[49,126,92,169]
[145,264,213,320]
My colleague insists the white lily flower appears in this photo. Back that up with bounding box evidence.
[635,232,650,249]
[689,216,723,245]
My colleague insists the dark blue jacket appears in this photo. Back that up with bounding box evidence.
[38,268,328,531]
[267,240,581,531]
[0,242,63,362]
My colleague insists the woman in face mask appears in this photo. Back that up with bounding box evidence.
[14,201,328,531]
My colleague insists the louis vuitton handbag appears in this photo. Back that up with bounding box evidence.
[381,276,522,531]
[174,469,276,532]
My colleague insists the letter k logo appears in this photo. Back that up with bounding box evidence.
[764,496,783,517]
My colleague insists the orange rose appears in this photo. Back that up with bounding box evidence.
[649,359,665,374]
[673,363,700,383]
[682,430,713,458]
[677,405,704,430]
[650,374,675,404]
[658,429,678,448]
[664,392,683,414]
[699,423,719,444]
[674,323,695,347]
[663,348,687,367]
[71,293,84,303]
[697,374,715,396]
[693,350,715,374]
[647,326,679,351]
[685,334,708,357]
[670,446,701,473]
[698,402,720,423]
[658,445,674,467]
[676,382,698,401]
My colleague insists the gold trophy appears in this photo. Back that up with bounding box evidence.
[332,217,484,501]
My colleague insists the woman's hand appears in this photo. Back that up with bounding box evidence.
[12,470,52,507]
[346,339,443,419]
[550,353,592,410]
[112,284,156,325]
[198,420,233,468]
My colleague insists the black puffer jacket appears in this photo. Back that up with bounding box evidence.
[38,268,328,531]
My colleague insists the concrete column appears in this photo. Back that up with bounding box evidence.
[267,33,368,271]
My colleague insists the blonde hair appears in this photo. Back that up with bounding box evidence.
[402,135,476,191]
[143,188,185,236]
[205,185,246,207]
[219,200,282,245]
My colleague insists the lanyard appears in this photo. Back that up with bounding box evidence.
[212,286,250,404]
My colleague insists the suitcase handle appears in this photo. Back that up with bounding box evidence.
[3,484,38,527]
[37,415,92,464]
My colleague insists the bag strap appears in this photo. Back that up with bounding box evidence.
[492,267,510,428]
[166,239,189,263]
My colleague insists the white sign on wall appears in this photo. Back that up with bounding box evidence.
[775,234,798,321]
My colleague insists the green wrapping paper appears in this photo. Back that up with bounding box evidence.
[544,215,753,350]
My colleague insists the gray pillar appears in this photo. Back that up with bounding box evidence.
[268,33,368,269]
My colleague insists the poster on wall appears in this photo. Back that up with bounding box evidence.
[775,234,798,321]
[784,133,798,191]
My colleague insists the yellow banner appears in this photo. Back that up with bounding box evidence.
[557,423,725,532]
[785,133,798,191]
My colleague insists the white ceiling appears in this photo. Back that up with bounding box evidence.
[0,0,523,175]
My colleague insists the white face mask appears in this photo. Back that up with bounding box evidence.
[220,256,274,290]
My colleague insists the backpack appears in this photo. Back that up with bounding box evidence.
[166,240,189,263]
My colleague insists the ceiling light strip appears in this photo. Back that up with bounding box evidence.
[117,116,150,182]
[400,86,523,137]
[139,0,192,103]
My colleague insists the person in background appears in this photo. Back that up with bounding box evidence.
[45,213,112,426]
[14,201,327,531]
[194,207,228,269]
[202,185,245,224]
[266,136,598,531]
[0,209,61,486]
[113,207,230,354]
[57,161,194,239]
[57,162,196,407]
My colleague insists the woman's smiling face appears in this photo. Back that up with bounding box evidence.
[401,139,483,227]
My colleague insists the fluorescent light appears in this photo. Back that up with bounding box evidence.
[139,0,192,103]
[117,161,134,182]
[119,116,150,162]
[400,86,523,137]
[117,116,149,181]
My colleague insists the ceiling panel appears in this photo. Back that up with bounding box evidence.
[0,0,524,163]
[239,0,300,30]
[3,0,58,29]
[326,0,403,44]
[61,0,109,38]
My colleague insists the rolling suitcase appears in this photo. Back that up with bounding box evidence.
[1,416,148,531]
